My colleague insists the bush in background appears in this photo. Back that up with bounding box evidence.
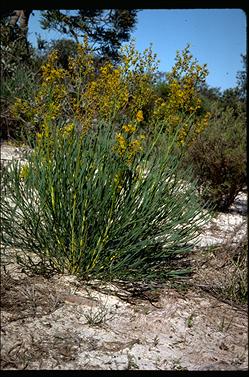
[0,65,39,141]
[183,102,246,211]
[0,21,41,141]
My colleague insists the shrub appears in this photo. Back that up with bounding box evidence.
[184,103,246,211]
[152,44,210,145]
[0,21,40,141]
[1,120,211,282]
[42,38,79,70]
[10,39,210,146]
[0,65,39,141]
[0,22,30,78]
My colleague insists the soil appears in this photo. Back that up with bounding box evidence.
[0,143,248,371]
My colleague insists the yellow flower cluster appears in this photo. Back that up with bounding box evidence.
[62,123,75,137]
[115,133,127,155]
[11,48,68,141]
[19,163,29,180]
[10,38,210,149]
[152,44,209,145]
[136,110,144,122]
[114,116,145,165]
[122,123,136,134]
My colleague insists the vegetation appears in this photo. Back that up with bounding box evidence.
[40,9,138,62]
[184,102,246,211]
[1,10,139,62]
[183,57,247,212]
[1,119,211,281]
[8,39,210,149]
[225,233,247,305]
[0,11,247,294]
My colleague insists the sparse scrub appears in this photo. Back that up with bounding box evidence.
[83,295,113,326]
[224,233,248,304]
[191,221,247,306]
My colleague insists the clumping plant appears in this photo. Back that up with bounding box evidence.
[1,119,211,282]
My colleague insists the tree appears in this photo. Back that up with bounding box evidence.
[0,11,33,76]
[8,10,32,34]
[198,83,222,112]
[35,38,79,70]
[1,9,139,63]
[40,10,139,61]
[236,54,247,100]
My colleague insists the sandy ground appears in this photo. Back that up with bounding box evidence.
[1,143,248,370]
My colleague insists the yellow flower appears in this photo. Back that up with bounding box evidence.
[114,173,124,192]
[19,164,29,179]
[136,110,144,122]
[10,38,209,149]
[122,123,136,134]
[115,133,127,154]
[62,123,74,136]
[129,139,142,153]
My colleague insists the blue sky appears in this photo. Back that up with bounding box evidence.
[28,9,246,91]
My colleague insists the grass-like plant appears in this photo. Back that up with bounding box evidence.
[1,120,211,282]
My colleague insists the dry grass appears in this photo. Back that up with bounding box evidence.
[186,220,248,308]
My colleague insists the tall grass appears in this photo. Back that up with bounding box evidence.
[1,120,211,282]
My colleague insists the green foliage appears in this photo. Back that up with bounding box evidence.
[40,9,139,62]
[0,60,39,141]
[0,21,30,78]
[9,40,210,148]
[220,88,246,116]
[184,102,246,211]
[0,17,42,140]
[198,83,222,113]
[47,39,78,68]
[236,53,247,101]
[154,80,171,100]
[1,120,210,282]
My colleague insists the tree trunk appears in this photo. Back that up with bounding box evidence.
[8,10,33,62]
[9,10,32,34]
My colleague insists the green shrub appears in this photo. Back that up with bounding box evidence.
[1,120,211,282]
[184,103,246,211]
[0,20,42,141]
[0,22,29,78]
[0,66,39,141]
